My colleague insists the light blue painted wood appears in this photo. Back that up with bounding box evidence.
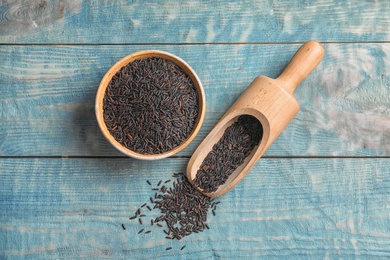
[1,43,389,156]
[1,158,390,259]
[0,0,389,44]
[1,0,389,259]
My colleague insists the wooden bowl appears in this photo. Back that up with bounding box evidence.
[95,50,206,160]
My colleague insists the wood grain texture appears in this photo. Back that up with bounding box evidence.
[1,1,389,259]
[1,43,389,156]
[0,0,390,44]
[1,157,389,259]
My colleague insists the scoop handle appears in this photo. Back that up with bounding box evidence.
[276,40,324,94]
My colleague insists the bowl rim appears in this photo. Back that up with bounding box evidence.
[95,50,206,160]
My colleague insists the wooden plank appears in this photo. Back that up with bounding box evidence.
[1,157,390,258]
[1,43,389,156]
[0,0,390,44]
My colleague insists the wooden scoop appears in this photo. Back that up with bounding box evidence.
[187,40,324,197]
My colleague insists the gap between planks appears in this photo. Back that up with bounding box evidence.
[1,41,390,46]
[0,156,389,159]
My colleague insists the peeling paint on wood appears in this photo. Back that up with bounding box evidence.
[0,0,390,43]
[0,0,82,36]
[0,43,389,156]
[1,0,389,259]
[0,158,390,258]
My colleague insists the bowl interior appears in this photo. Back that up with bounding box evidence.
[95,50,205,160]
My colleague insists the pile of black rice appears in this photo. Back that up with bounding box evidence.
[123,173,220,251]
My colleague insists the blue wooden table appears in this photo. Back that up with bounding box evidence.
[1,1,390,259]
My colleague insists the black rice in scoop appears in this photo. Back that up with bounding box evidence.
[194,115,263,193]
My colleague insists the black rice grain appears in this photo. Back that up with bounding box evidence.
[128,173,220,251]
[194,115,262,193]
[103,57,199,155]
[152,175,214,240]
